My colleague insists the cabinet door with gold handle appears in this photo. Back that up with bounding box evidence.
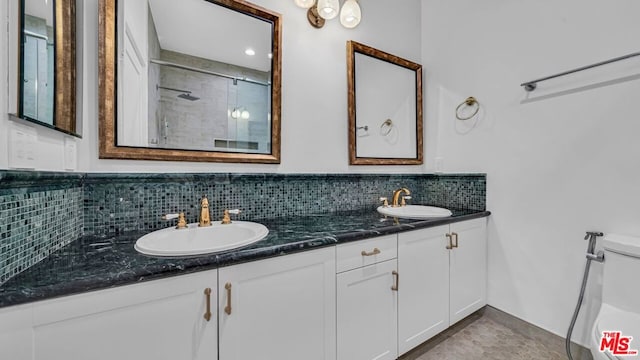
[337,258,398,360]
[218,247,336,360]
[28,269,219,359]
[449,218,487,324]
[224,282,232,315]
[204,288,212,321]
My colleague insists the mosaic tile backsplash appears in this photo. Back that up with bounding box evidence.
[0,171,485,283]
[83,173,486,236]
[0,172,84,284]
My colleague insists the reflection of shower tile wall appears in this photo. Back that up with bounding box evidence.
[157,50,270,151]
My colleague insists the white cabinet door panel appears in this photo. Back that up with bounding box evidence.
[398,225,450,355]
[0,304,33,360]
[31,270,217,360]
[337,259,398,360]
[219,247,336,360]
[449,218,487,325]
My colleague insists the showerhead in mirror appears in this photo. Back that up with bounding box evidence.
[157,85,200,101]
[177,93,200,101]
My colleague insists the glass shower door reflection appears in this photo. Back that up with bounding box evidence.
[226,79,270,153]
[21,33,54,125]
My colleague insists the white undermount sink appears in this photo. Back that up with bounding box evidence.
[134,221,269,257]
[377,205,453,219]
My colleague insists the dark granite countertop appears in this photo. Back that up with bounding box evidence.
[0,208,490,308]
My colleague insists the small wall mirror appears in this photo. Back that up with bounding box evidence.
[17,0,78,136]
[347,41,423,165]
[99,0,282,163]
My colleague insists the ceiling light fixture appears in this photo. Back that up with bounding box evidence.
[244,48,256,56]
[299,0,361,29]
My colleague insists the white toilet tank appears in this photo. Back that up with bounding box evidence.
[601,234,640,313]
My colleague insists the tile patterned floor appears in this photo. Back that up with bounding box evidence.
[410,317,565,360]
[401,308,593,360]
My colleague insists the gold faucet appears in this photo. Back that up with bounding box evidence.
[176,212,187,229]
[391,188,411,207]
[199,196,211,227]
[221,209,241,224]
[162,212,187,229]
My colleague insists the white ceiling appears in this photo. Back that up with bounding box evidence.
[147,0,273,73]
[25,0,54,27]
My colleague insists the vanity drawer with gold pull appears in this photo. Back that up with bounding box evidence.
[336,234,397,273]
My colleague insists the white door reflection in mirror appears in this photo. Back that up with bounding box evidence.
[118,0,148,146]
[116,0,273,154]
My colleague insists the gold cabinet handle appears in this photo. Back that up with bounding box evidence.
[203,288,212,322]
[391,271,399,291]
[224,282,232,315]
[446,233,453,249]
[361,248,381,256]
[452,232,459,248]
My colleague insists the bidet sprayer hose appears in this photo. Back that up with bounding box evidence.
[566,231,604,360]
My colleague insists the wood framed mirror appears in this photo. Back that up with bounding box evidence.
[15,0,78,136]
[347,41,423,165]
[98,0,282,163]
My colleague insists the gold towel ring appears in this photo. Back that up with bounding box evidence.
[455,97,479,120]
[380,119,394,136]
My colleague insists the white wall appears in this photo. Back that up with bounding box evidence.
[0,2,7,169]
[2,0,424,173]
[423,0,640,346]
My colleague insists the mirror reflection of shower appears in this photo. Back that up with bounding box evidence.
[148,59,270,153]
[21,31,54,125]
[116,0,276,154]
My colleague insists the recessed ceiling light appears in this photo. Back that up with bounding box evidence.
[245,48,256,56]
[268,53,273,59]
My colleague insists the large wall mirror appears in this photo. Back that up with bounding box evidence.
[16,0,79,136]
[99,0,282,163]
[347,41,423,165]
